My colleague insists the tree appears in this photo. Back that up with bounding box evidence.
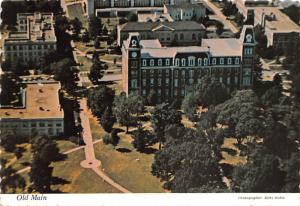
[88,15,102,38]
[88,60,105,85]
[0,159,26,193]
[151,103,182,149]
[126,12,138,22]
[0,73,20,106]
[87,85,115,118]
[181,93,198,121]
[132,126,155,152]
[282,5,300,25]
[50,58,77,91]
[147,90,157,105]
[231,145,285,192]
[216,22,224,35]
[113,93,144,133]
[70,17,82,37]
[94,37,100,49]
[29,135,64,192]
[281,152,300,192]
[102,25,108,35]
[100,107,116,133]
[0,133,18,152]
[195,75,229,107]
[82,31,90,42]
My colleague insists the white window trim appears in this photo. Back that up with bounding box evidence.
[198,58,202,66]
[166,59,170,66]
[220,58,224,65]
[150,59,154,66]
[204,58,208,66]
[181,59,186,66]
[235,58,239,64]
[143,59,147,66]
[212,58,216,65]
[228,58,232,65]
[158,59,162,66]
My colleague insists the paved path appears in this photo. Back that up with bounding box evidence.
[204,0,239,34]
[78,99,131,193]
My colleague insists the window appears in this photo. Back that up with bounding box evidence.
[131,79,137,88]
[174,70,179,77]
[165,78,169,85]
[143,79,146,86]
[180,33,184,40]
[174,79,179,87]
[181,89,185,96]
[56,123,62,127]
[220,58,224,65]
[235,76,239,84]
[235,58,239,64]
[188,57,195,66]
[150,69,154,76]
[165,89,169,95]
[142,70,147,77]
[39,122,45,127]
[158,78,162,86]
[181,59,186,66]
[219,77,223,83]
[181,70,185,77]
[174,33,178,40]
[143,59,147,66]
[189,70,194,77]
[244,48,253,55]
[158,59,162,66]
[150,78,154,85]
[189,78,194,84]
[31,123,37,127]
[158,89,161,96]
[192,33,196,40]
[227,77,231,84]
[142,89,146,96]
[175,58,180,66]
[166,69,170,76]
[212,58,216,65]
[228,58,232,64]
[158,70,162,76]
[166,59,170,66]
[204,58,208,66]
[150,59,154,66]
[198,58,202,66]
[242,77,251,86]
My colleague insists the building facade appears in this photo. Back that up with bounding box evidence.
[122,26,256,103]
[163,2,206,21]
[118,21,206,46]
[0,76,64,137]
[3,12,57,65]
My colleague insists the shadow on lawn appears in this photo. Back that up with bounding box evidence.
[51,176,71,185]
[116,147,132,153]
[140,147,158,154]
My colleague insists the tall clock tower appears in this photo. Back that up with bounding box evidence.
[122,33,141,95]
[240,25,256,89]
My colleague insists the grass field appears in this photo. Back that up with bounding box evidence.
[89,113,165,193]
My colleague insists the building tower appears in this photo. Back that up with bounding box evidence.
[240,25,256,88]
[122,33,141,95]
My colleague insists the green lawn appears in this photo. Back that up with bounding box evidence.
[89,114,165,193]
[77,55,93,71]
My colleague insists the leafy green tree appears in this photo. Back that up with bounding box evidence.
[0,73,20,106]
[88,60,104,84]
[82,31,90,42]
[100,107,116,133]
[126,12,138,22]
[147,90,157,105]
[102,25,108,35]
[87,85,115,118]
[94,37,100,49]
[281,152,300,192]
[0,133,18,152]
[0,159,26,193]
[181,93,198,121]
[132,126,155,152]
[113,93,144,133]
[70,17,82,37]
[88,15,102,38]
[195,75,229,107]
[151,103,182,149]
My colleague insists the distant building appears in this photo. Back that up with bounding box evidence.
[118,21,206,46]
[233,0,300,51]
[121,26,256,103]
[3,12,57,65]
[163,2,206,21]
[0,76,64,137]
[138,12,174,22]
[88,0,198,17]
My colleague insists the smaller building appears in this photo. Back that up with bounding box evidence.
[0,76,64,137]
[3,12,57,65]
[163,2,206,21]
[138,12,174,22]
[118,21,206,46]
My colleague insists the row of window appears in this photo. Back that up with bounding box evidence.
[5,44,55,51]
[142,57,241,67]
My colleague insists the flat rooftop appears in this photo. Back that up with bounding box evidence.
[202,38,242,56]
[0,77,63,120]
[254,7,300,33]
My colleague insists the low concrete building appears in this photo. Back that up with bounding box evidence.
[118,21,206,46]
[3,12,57,65]
[0,76,64,137]
[163,2,206,21]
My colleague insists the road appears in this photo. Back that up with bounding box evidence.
[204,0,239,34]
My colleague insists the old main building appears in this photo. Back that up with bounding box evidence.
[122,26,256,103]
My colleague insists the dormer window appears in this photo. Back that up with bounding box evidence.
[166,59,170,66]
[150,59,154,66]
[181,59,186,66]
[220,58,224,65]
[235,58,240,64]
[188,56,195,66]
[228,58,232,65]
[204,58,208,66]
[158,59,162,66]
[175,58,180,66]
[198,58,202,66]
[212,58,216,65]
[143,59,147,66]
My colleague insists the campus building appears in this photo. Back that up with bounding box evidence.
[163,2,206,21]
[3,12,57,65]
[0,76,64,137]
[233,0,300,50]
[122,26,256,103]
[88,0,198,16]
[118,21,206,46]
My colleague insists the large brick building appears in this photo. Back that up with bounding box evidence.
[118,21,206,46]
[122,26,256,103]
[3,12,57,65]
